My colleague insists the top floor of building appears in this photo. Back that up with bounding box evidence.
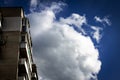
[0,7,24,17]
[0,7,30,32]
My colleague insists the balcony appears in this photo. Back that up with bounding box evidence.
[19,58,31,80]
[31,73,37,80]
[20,34,32,56]
[19,58,28,74]
[20,42,29,58]
[0,20,1,29]
[21,27,32,49]
[18,76,26,80]
[20,42,32,71]
[31,64,38,80]
[18,75,29,80]
[22,17,30,28]
[20,41,31,58]
[0,13,2,29]
[22,18,31,41]
[32,64,37,72]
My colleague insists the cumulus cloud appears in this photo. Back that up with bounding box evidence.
[27,2,101,80]
[60,14,87,34]
[30,0,37,7]
[60,14,86,27]
[94,16,111,26]
[27,10,55,38]
[91,26,103,43]
[30,0,39,12]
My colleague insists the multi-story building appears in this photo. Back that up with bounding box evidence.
[0,7,38,80]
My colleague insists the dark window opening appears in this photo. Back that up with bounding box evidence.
[22,26,26,32]
[21,36,25,42]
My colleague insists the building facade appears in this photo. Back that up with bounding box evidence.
[0,7,38,80]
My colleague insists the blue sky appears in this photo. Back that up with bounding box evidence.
[1,0,120,80]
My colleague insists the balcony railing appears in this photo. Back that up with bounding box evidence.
[20,42,32,71]
[31,73,38,80]
[32,64,37,72]
[21,29,32,49]
[31,64,38,80]
[32,73,37,79]
[22,17,30,28]
[19,58,28,74]
[18,76,26,80]
[19,58,31,80]
[0,20,1,28]
[20,42,27,49]
[20,42,30,60]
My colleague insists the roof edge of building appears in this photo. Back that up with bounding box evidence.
[0,7,24,17]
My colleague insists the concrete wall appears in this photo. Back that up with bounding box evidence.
[2,17,22,31]
[0,31,20,80]
[0,7,24,17]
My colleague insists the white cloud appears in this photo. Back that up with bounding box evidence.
[91,26,103,43]
[30,0,37,6]
[27,10,55,38]
[30,0,38,12]
[60,13,86,27]
[103,17,111,26]
[60,13,86,34]
[30,0,38,7]
[94,16,102,23]
[48,2,66,13]
[94,16,111,26]
[27,2,101,80]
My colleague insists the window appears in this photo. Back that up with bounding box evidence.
[22,17,30,32]
[22,26,26,32]
[21,36,25,42]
